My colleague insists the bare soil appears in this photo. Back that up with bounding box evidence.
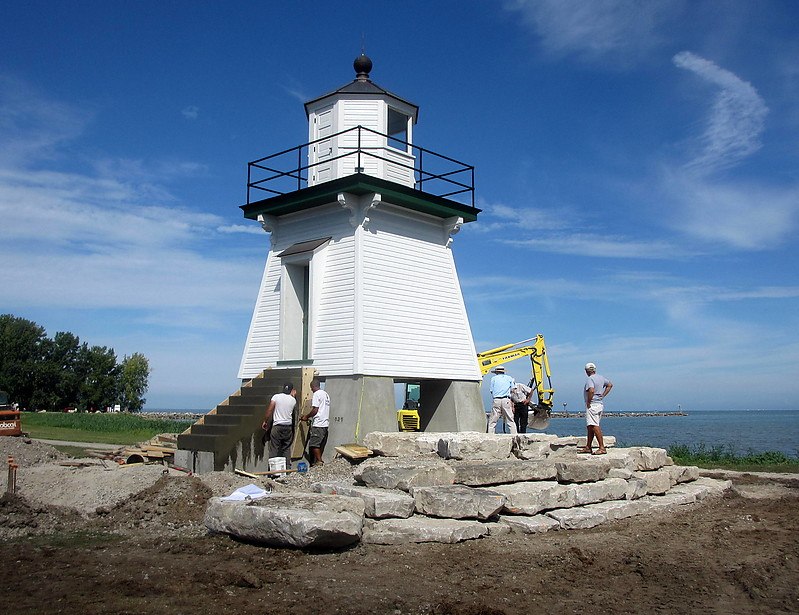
[1,438,798,615]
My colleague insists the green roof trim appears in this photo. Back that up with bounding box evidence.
[240,174,480,223]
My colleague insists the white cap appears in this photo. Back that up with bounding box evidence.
[585,362,596,371]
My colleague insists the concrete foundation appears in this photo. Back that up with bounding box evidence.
[322,375,484,461]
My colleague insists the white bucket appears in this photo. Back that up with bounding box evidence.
[268,457,287,472]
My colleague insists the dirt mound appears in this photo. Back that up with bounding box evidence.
[0,436,67,469]
[0,492,84,539]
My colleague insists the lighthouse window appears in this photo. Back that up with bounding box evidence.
[387,107,409,152]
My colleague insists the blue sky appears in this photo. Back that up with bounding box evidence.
[2,1,797,411]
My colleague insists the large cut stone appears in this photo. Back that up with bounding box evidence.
[603,449,638,471]
[669,477,731,500]
[625,476,649,500]
[513,433,558,460]
[204,493,364,549]
[583,498,653,521]
[546,507,606,530]
[664,464,700,485]
[411,484,506,520]
[498,514,560,534]
[362,432,440,457]
[493,478,627,515]
[362,516,489,544]
[312,482,415,519]
[437,432,514,460]
[632,468,672,495]
[628,447,669,471]
[452,459,557,486]
[353,458,455,492]
[575,435,617,448]
[555,458,611,483]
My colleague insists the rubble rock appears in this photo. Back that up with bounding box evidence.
[632,468,673,495]
[204,493,365,549]
[625,476,649,500]
[498,514,560,534]
[628,447,669,471]
[665,465,700,485]
[493,478,627,515]
[512,434,558,460]
[546,506,606,530]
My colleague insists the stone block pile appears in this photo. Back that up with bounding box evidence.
[204,431,731,548]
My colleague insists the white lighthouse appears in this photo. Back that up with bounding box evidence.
[239,55,484,453]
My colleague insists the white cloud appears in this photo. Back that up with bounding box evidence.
[673,51,768,174]
[506,0,679,62]
[217,224,263,235]
[181,105,199,120]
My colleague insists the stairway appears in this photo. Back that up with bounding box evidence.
[176,367,313,473]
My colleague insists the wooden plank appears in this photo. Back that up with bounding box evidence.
[234,468,259,479]
[334,444,373,460]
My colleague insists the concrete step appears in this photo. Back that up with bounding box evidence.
[190,424,230,436]
[225,395,271,407]
[215,404,263,416]
[203,412,249,426]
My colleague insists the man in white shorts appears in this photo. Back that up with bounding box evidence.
[580,362,613,455]
[301,379,330,467]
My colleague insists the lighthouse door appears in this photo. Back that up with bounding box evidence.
[310,105,334,186]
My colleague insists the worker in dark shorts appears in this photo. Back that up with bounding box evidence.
[301,379,330,466]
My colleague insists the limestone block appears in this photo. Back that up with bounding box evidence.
[550,436,579,448]
[604,449,638,471]
[641,490,697,510]
[498,514,560,534]
[204,494,364,549]
[362,516,489,545]
[353,458,455,492]
[664,465,700,485]
[608,468,633,480]
[555,458,611,483]
[625,476,649,500]
[452,459,557,486]
[493,481,571,515]
[437,432,514,460]
[312,482,415,519]
[411,484,506,520]
[513,441,554,461]
[583,498,652,521]
[362,432,440,458]
[671,477,732,500]
[575,435,617,448]
[484,521,513,536]
[572,478,628,506]
[546,507,606,530]
[632,469,672,495]
[628,447,669,471]
[494,478,627,515]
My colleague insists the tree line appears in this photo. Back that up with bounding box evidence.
[0,314,150,412]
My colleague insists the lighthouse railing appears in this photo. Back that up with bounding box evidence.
[247,125,474,206]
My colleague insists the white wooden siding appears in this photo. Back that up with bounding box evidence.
[359,207,480,380]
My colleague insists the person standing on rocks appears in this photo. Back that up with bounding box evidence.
[510,381,533,434]
[580,362,613,455]
[301,379,330,467]
[263,382,297,468]
[488,366,518,434]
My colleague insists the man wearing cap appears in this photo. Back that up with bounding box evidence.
[488,366,518,434]
[580,362,613,455]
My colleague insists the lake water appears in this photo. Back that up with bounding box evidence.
[146,408,799,457]
[542,409,799,456]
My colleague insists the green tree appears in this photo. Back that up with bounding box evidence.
[0,314,48,409]
[79,345,120,412]
[119,352,150,412]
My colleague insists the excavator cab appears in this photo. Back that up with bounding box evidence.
[397,382,421,431]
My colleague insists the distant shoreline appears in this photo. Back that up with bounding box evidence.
[551,411,688,418]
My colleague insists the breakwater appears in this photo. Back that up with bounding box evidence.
[551,412,688,418]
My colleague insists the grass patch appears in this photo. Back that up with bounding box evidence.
[668,443,799,473]
[22,412,194,445]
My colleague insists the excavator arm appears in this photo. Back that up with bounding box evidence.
[477,335,555,412]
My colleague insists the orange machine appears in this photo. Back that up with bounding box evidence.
[0,391,22,437]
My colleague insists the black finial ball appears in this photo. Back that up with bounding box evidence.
[354,53,372,78]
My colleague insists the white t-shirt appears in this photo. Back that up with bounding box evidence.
[311,389,330,428]
[271,392,296,425]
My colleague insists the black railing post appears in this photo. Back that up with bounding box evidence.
[298,146,302,190]
[357,126,362,173]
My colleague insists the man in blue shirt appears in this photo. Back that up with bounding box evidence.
[488,366,517,434]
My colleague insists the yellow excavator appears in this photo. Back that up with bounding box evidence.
[397,334,555,431]
[477,334,555,430]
